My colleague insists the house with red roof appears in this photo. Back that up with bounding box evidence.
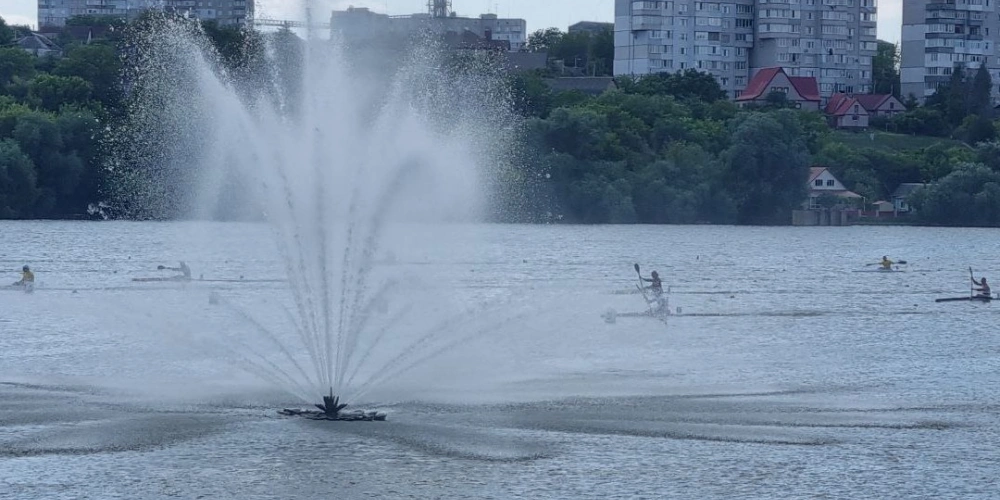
[824,93,870,129]
[735,67,821,111]
[805,167,863,209]
[852,94,907,118]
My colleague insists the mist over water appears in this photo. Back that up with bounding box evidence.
[103,5,523,405]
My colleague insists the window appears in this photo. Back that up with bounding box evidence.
[826,180,835,187]
[815,180,823,187]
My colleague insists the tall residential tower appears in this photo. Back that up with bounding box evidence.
[614,0,878,99]
[901,0,999,102]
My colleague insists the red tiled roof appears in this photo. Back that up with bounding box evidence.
[853,94,892,111]
[788,76,820,102]
[736,67,781,101]
[736,67,820,102]
[824,93,850,114]
[831,97,868,117]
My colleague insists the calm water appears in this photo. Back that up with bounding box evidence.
[1,221,999,499]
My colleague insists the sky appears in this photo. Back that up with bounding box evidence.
[1,0,902,42]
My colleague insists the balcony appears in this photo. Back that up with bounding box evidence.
[631,16,663,30]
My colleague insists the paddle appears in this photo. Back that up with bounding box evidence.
[866,260,907,266]
[970,267,975,298]
[634,263,653,314]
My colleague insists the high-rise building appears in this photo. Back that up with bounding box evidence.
[901,0,999,102]
[613,0,878,100]
[38,0,252,28]
[752,0,877,96]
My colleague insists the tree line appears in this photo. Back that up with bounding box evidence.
[2,15,999,226]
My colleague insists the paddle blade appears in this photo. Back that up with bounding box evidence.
[157,265,165,270]
[634,263,640,274]
[897,260,907,265]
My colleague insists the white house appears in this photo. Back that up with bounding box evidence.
[806,167,862,209]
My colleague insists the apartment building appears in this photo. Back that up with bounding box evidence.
[330,6,527,51]
[614,0,756,97]
[901,0,999,102]
[613,0,878,99]
[38,0,252,28]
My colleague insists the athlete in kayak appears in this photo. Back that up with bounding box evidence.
[880,256,894,270]
[641,270,663,295]
[640,269,668,313]
[12,265,34,286]
[972,275,991,298]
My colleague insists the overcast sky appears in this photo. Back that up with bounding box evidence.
[1,0,903,42]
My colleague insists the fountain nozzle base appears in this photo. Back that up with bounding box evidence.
[278,389,386,421]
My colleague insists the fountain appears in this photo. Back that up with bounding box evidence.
[108,3,520,418]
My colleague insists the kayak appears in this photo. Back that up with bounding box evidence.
[852,268,904,273]
[132,276,191,282]
[3,283,35,293]
[935,295,993,303]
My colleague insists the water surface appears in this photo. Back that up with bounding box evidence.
[1,221,998,498]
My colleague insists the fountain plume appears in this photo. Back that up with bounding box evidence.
[106,6,519,408]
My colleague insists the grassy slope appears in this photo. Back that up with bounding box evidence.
[828,130,966,152]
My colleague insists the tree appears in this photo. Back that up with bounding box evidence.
[510,71,553,117]
[943,63,968,126]
[909,163,1000,226]
[721,110,810,224]
[527,28,563,52]
[589,27,613,77]
[55,44,122,109]
[970,62,993,118]
[618,69,727,103]
[873,40,901,97]
[765,90,791,108]
[27,74,93,111]
[0,138,39,218]
[0,16,14,46]
[0,47,36,87]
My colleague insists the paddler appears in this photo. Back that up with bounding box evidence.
[641,270,663,296]
[880,256,894,270]
[972,274,991,298]
[13,265,34,286]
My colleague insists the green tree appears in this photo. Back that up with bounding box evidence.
[618,69,727,102]
[873,40,901,97]
[0,138,39,218]
[721,110,810,224]
[27,74,93,111]
[527,28,563,52]
[510,71,553,118]
[0,47,36,87]
[55,44,121,109]
[970,62,993,118]
[0,16,14,46]
[909,163,1000,226]
[589,27,613,76]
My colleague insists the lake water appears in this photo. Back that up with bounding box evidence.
[1,221,999,499]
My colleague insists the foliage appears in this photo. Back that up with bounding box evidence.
[0,13,996,226]
[526,26,613,76]
[0,17,14,46]
[721,111,810,223]
[616,69,727,103]
[872,40,900,97]
[909,163,1000,226]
